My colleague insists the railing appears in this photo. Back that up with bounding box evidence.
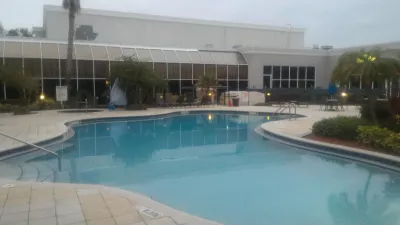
[0,132,62,172]
[275,102,297,118]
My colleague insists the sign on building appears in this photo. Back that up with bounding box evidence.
[56,86,68,102]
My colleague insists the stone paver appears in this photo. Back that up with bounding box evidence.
[0,105,362,225]
[0,182,218,225]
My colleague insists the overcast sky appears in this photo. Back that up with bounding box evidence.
[0,0,399,47]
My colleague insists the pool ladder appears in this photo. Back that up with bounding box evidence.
[275,102,297,119]
[0,132,62,172]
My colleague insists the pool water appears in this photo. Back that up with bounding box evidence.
[31,113,400,225]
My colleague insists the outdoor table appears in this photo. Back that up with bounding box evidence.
[325,99,339,111]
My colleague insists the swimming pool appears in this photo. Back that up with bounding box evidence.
[24,112,400,225]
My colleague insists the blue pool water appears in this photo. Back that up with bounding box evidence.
[31,113,400,225]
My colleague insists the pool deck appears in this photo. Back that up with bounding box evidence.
[0,105,360,225]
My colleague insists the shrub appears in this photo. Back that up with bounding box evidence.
[11,105,31,115]
[357,126,400,153]
[0,104,12,112]
[312,116,370,140]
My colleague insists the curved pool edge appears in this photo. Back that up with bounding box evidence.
[259,122,400,172]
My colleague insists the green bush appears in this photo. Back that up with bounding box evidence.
[31,98,60,111]
[312,116,370,140]
[0,104,12,112]
[11,105,31,115]
[357,126,400,152]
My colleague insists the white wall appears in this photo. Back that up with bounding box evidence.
[44,9,304,50]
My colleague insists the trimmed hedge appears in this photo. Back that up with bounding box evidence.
[357,126,400,153]
[312,116,370,140]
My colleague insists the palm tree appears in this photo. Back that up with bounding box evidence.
[331,48,400,124]
[62,0,81,89]
[196,72,218,92]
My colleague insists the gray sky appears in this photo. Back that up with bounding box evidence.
[0,0,399,47]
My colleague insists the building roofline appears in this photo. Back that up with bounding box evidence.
[43,5,305,33]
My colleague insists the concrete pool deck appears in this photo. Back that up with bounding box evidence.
[0,105,360,225]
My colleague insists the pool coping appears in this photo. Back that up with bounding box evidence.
[259,123,400,172]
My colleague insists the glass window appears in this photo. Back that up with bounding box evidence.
[136,48,152,62]
[23,42,41,59]
[168,63,179,79]
[107,47,123,61]
[4,58,22,69]
[299,67,306,79]
[307,67,315,80]
[306,81,315,89]
[60,59,77,78]
[94,61,109,78]
[289,81,297,88]
[188,51,202,64]
[4,41,22,58]
[228,65,238,80]
[205,64,216,77]
[92,46,109,60]
[150,49,166,62]
[350,75,361,89]
[281,80,289,88]
[228,81,238,91]
[272,80,280,88]
[42,43,59,59]
[58,44,75,59]
[43,79,59,99]
[163,50,179,63]
[210,52,226,64]
[272,66,281,79]
[193,64,204,80]
[181,63,192,80]
[239,65,248,80]
[298,80,306,89]
[78,60,93,78]
[43,59,59,78]
[281,66,289,79]
[24,59,41,78]
[154,63,167,79]
[176,51,191,63]
[222,52,239,65]
[217,65,227,80]
[122,48,136,58]
[239,81,248,91]
[290,67,298,79]
[75,45,93,60]
[263,76,271,89]
[199,51,214,64]
[263,66,272,75]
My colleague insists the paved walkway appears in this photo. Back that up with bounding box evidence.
[0,105,360,225]
[0,181,219,225]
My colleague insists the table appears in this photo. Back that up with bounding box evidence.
[324,99,340,111]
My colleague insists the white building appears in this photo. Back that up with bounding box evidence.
[43,5,304,50]
[0,5,399,103]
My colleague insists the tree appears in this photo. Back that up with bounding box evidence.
[62,0,81,90]
[110,56,166,107]
[5,28,33,37]
[0,22,4,36]
[196,71,218,92]
[331,48,400,124]
[0,65,39,104]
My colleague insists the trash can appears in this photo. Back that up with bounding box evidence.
[232,98,239,107]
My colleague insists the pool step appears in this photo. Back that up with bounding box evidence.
[0,163,22,181]
[29,162,55,182]
[18,163,39,182]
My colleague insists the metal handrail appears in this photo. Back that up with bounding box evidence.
[0,132,62,172]
[275,102,297,118]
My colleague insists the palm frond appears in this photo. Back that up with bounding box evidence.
[62,0,81,12]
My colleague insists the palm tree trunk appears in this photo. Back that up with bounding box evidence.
[66,10,76,90]
[367,90,378,125]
